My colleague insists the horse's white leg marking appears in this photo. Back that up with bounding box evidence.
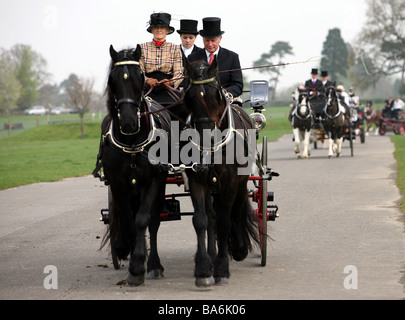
[293,128,301,157]
[336,137,343,155]
[302,130,311,158]
[328,137,334,157]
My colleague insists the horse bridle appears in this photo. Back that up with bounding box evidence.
[324,86,342,119]
[295,91,312,120]
[110,57,146,135]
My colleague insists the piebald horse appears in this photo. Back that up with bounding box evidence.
[289,89,314,158]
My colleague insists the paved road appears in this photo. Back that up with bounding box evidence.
[0,134,404,300]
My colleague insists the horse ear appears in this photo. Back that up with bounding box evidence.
[134,44,142,61]
[183,57,192,77]
[110,45,118,62]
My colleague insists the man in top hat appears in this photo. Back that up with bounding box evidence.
[188,17,243,100]
[304,68,324,118]
[320,70,331,88]
[177,19,201,58]
[304,68,323,96]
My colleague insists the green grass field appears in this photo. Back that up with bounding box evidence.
[0,121,101,189]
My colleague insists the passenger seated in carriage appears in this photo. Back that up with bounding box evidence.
[382,99,392,118]
[140,12,184,105]
[392,97,404,119]
[336,85,351,123]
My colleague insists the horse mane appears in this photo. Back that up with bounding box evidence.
[104,46,143,116]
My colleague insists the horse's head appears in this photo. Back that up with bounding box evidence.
[106,45,144,135]
[325,82,337,106]
[297,89,309,117]
[183,57,225,132]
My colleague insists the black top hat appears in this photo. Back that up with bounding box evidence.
[199,17,225,37]
[147,12,175,35]
[321,71,328,77]
[177,19,199,35]
[311,68,318,75]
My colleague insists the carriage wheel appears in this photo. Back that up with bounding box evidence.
[108,186,121,270]
[396,124,405,135]
[380,124,386,135]
[260,136,268,267]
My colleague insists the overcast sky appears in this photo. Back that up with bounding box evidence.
[0,0,368,94]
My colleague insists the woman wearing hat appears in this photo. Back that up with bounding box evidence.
[140,12,183,105]
[177,19,201,58]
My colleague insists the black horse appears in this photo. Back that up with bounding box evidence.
[98,45,171,286]
[323,84,346,158]
[180,57,260,286]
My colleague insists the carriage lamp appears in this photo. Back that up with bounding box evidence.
[250,112,267,131]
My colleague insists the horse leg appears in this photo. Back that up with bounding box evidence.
[205,193,217,263]
[336,137,343,157]
[146,179,166,280]
[328,134,334,158]
[189,176,214,287]
[292,127,301,158]
[213,183,237,285]
[302,129,311,158]
[126,182,159,286]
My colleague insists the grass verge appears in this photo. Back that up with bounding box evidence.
[391,135,405,214]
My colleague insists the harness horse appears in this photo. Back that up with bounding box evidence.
[290,89,314,158]
[94,45,172,286]
[179,57,261,286]
[323,85,346,158]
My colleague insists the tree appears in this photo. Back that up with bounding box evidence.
[0,49,20,113]
[253,41,293,101]
[65,74,94,139]
[8,44,49,110]
[357,0,405,92]
[320,28,349,82]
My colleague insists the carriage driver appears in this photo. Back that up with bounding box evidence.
[304,68,324,118]
[140,12,183,105]
[188,17,244,105]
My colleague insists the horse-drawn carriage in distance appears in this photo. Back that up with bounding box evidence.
[290,83,365,158]
[377,107,405,136]
[93,46,279,287]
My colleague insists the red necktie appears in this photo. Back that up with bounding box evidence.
[209,53,214,65]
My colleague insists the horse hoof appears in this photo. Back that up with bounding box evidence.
[126,272,144,286]
[195,276,215,287]
[146,269,164,280]
[215,277,229,285]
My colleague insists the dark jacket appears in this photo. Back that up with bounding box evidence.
[304,79,323,93]
[188,46,243,97]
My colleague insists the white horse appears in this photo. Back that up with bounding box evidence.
[289,89,314,158]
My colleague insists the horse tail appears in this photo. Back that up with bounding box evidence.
[229,197,260,261]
